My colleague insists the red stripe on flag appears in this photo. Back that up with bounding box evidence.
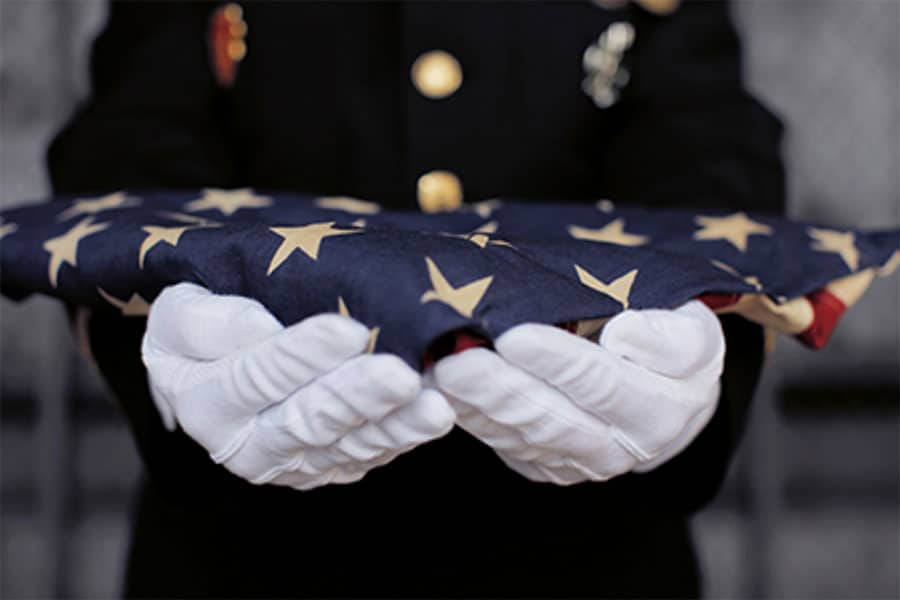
[797,288,847,350]
[697,293,743,311]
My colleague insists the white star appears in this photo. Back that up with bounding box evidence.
[315,196,382,215]
[569,218,648,246]
[97,287,151,316]
[446,221,513,249]
[43,218,110,287]
[139,224,218,269]
[336,296,380,353]
[57,192,139,221]
[0,222,17,240]
[267,222,361,274]
[693,212,773,252]
[184,188,272,216]
[807,227,860,271]
[711,260,763,291]
[574,265,638,309]
[420,257,493,318]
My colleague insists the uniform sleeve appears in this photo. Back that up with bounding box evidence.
[600,0,786,214]
[47,0,236,193]
[595,1,784,512]
[45,1,245,501]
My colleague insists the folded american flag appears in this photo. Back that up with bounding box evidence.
[1,189,897,366]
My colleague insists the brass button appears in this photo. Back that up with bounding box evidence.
[222,2,243,22]
[417,170,463,212]
[411,50,463,99]
[635,0,680,15]
[592,0,680,14]
[210,3,247,88]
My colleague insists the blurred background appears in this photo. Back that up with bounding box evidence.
[0,1,897,597]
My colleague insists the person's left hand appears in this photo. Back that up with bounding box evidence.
[432,300,725,485]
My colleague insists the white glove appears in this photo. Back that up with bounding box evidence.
[141,282,455,490]
[433,300,725,485]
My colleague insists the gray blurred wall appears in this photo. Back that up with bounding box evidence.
[1,1,897,598]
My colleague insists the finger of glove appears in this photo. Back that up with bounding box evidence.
[140,334,178,432]
[495,324,700,460]
[224,433,385,486]
[312,390,456,466]
[599,300,725,379]
[531,422,635,481]
[269,443,406,491]
[436,349,635,478]
[227,360,429,482]
[278,467,365,490]
[454,398,566,463]
[269,466,340,491]
[251,353,422,453]
[532,461,592,486]
[209,314,371,418]
[307,389,454,468]
[147,282,284,360]
[163,315,369,461]
[495,453,554,483]
[454,403,531,452]
[437,349,579,446]
[538,454,616,483]
[329,467,370,486]
[633,381,720,473]
[287,443,374,476]
[496,453,592,486]
[456,409,601,485]
[141,346,247,457]
[149,383,177,432]
[270,462,370,491]
[321,354,423,421]
[367,388,455,450]
[334,445,409,482]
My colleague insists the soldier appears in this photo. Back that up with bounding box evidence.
[47,1,784,597]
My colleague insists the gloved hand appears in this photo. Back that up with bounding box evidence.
[432,300,725,485]
[142,282,455,490]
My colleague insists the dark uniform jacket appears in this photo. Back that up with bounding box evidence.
[47,1,785,597]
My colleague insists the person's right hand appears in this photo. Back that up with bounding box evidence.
[141,282,455,491]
